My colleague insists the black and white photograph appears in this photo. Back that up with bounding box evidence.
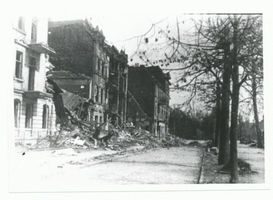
[1,0,273,199]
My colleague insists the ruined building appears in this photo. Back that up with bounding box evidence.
[106,45,128,126]
[127,66,171,139]
[48,19,129,127]
[47,70,94,122]
[13,17,56,145]
[48,19,109,126]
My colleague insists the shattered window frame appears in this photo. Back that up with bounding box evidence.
[15,51,23,79]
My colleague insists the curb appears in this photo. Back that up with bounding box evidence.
[197,148,206,184]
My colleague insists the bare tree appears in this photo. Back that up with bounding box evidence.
[131,14,262,183]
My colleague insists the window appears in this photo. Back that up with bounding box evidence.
[18,17,25,31]
[42,105,49,129]
[31,19,37,43]
[14,99,21,128]
[97,59,101,74]
[28,67,35,90]
[15,51,23,79]
[101,89,104,104]
[95,115,98,127]
[28,56,36,90]
[105,64,108,77]
[105,89,108,103]
[123,78,126,91]
[25,103,33,128]
[98,88,101,103]
[29,56,37,68]
[100,116,103,124]
[95,85,99,102]
[101,62,104,76]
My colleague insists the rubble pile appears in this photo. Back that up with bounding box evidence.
[108,126,192,151]
[52,124,94,149]
[38,78,186,151]
[44,119,187,152]
[108,127,160,150]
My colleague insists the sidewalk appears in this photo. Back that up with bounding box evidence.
[200,143,265,184]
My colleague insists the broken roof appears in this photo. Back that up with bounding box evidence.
[145,66,171,82]
[48,19,86,28]
[128,65,171,92]
[61,89,87,111]
[48,19,105,42]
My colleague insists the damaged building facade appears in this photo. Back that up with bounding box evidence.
[127,66,171,139]
[13,17,56,145]
[47,71,94,122]
[106,45,128,126]
[48,20,109,126]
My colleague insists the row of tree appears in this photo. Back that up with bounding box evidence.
[175,15,263,183]
[169,108,214,140]
[139,14,263,183]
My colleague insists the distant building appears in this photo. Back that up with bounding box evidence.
[127,66,171,139]
[13,17,56,145]
[48,19,109,125]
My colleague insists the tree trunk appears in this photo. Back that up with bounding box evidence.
[116,64,120,126]
[229,69,239,183]
[238,114,243,143]
[230,19,239,183]
[218,47,231,165]
[214,82,222,147]
[252,71,263,148]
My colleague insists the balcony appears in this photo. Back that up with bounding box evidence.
[28,43,55,54]
[23,91,52,99]
[14,77,24,91]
